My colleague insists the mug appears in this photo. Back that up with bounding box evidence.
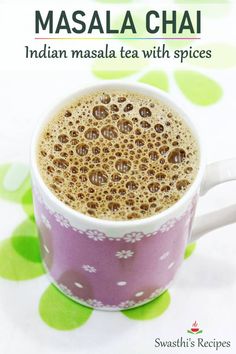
[31,82,236,310]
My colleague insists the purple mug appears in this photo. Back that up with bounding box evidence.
[31,82,236,310]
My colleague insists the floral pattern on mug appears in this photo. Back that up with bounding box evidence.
[82,265,97,273]
[54,213,71,228]
[33,185,197,242]
[123,232,144,243]
[41,214,51,230]
[86,230,106,241]
[115,250,134,259]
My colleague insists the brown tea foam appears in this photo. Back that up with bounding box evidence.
[37,90,199,220]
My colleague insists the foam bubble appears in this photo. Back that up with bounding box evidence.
[115,159,131,173]
[140,121,151,129]
[154,124,164,133]
[93,105,109,120]
[117,119,133,134]
[53,159,69,169]
[176,179,190,191]
[148,182,160,193]
[126,180,138,190]
[168,148,186,163]
[76,144,89,156]
[108,202,120,212]
[101,125,118,140]
[54,144,62,151]
[89,170,108,186]
[124,103,133,112]
[84,128,99,140]
[112,173,121,182]
[100,94,111,104]
[58,134,69,143]
[159,146,170,156]
[139,107,151,117]
[149,151,159,161]
[65,110,72,117]
[118,96,126,103]
[110,104,119,112]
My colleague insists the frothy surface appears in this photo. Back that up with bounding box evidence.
[37,90,199,220]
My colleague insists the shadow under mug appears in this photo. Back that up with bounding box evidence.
[31,82,236,310]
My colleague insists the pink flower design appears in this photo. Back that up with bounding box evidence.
[86,229,106,241]
[124,232,144,243]
[82,264,96,273]
[115,250,134,259]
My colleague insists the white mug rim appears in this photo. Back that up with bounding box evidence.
[31,80,205,228]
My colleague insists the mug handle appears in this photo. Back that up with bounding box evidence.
[191,159,236,242]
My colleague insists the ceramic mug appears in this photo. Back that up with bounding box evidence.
[31,82,236,310]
